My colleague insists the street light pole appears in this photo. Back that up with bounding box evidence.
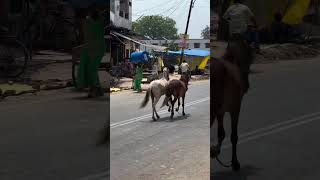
[179,0,195,66]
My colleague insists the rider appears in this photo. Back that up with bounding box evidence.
[223,0,258,93]
[223,0,260,52]
[180,59,190,77]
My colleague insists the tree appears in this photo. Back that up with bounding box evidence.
[201,25,210,39]
[133,15,179,40]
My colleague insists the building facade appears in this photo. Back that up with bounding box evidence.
[110,0,136,66]
[141,39,210,52]
[110,0,132,30]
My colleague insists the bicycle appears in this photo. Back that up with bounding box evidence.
[0,26,30,78]
[24,1,80,50]
[110,66,123,88]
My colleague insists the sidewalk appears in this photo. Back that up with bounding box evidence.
[112,74,210,93]
[0,50,108,98]
[212,41,320,62]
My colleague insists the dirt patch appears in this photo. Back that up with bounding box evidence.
[256,43,320,63]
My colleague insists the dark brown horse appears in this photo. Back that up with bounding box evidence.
[161,74,190,119]
[211,34,253,171]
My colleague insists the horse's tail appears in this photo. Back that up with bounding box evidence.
[221,60,244,90]
[140,88,150,108]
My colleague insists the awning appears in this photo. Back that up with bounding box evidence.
[167,49,210,57]
[109,32,168,51]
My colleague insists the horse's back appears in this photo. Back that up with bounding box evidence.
[167,79,186,97]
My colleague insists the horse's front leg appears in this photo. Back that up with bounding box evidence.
[216,113,225,156]
[170,97,177,119]
[230,110,240,171]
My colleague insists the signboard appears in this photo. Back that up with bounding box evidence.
[179,34,189,48]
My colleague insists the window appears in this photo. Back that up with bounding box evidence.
[205,43,210,48]
[129,1,132,6]
[163,43,168,47]
[194,43,200,48]
[152,43,159,45]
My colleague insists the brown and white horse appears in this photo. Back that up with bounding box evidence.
[211,34,253,171]
[140,67,170,121]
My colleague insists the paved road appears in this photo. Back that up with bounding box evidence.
[211,58,320,179]
[0,89,108,180]
[110,80,210,180]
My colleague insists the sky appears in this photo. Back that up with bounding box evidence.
[132,0,210,39]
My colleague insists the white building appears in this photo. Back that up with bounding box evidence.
[141,39,210,52]
[110,0,132,30]
[110,0,135,66]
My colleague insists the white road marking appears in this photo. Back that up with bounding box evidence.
[110,97,210,128]
[79,97,209,180]
[217,112,320,150]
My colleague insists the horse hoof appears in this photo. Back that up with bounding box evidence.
[157,115,160,119]
[175,108,179,112]
[232,161,241,171]
[182,112,186,116]
[168,109,171,112]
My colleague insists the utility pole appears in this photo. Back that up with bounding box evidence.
[179,0,195,65]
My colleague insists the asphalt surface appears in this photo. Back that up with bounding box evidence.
[110,80,210,180]
[211,58,320,180]
[0,89,109,180]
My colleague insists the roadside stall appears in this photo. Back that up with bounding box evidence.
[165,49,210,73]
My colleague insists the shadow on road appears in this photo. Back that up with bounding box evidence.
[211,165,261,180]
[70,96,109,101]
[151,113,191,122]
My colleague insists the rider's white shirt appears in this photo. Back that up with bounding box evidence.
[223,3,254,34]
[180,63,189,73]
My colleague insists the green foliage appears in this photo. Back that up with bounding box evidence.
[133,15,179,40]
[201,25,210,39]
[167,41,180,51]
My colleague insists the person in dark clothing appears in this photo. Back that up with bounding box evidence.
[271,12,286,43]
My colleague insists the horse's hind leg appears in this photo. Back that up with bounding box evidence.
[182,96,185,116]
[170,97,177,119]
[153,97,161,119]
[230,110,240,171]
[176,98,180,112]
[151,91,156,121]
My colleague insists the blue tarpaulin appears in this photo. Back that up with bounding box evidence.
[130,51,149,64]
[167,49,210,57]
